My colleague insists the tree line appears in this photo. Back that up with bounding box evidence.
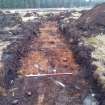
[0,0,104,8]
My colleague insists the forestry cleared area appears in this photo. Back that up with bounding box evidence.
[0,3,105,105]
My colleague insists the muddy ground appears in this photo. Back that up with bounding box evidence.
[0,4,105,105]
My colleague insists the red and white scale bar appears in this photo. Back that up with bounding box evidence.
[25,73,73,88]
[25,72,73,77]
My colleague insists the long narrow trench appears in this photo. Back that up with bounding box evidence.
[14,21,89,105]
[19,21,79,77]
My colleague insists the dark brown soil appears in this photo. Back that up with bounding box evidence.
[77,3,105,34]
[58,4,105,104]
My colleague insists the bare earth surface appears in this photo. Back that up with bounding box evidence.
[19,21,78,76]
[0,20,90,105]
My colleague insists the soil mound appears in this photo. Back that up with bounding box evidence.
[77,3,105,34]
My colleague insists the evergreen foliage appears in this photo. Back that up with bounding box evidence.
[0,0,104,8]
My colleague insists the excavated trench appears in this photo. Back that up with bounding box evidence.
[1,20,99,105]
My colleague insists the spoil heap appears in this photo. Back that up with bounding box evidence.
[77,3,105,34]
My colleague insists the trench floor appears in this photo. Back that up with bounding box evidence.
[19,21,79,76]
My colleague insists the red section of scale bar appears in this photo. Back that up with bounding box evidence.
[25,73,73,77]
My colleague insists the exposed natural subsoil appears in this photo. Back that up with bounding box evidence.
[19,21,78,76]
